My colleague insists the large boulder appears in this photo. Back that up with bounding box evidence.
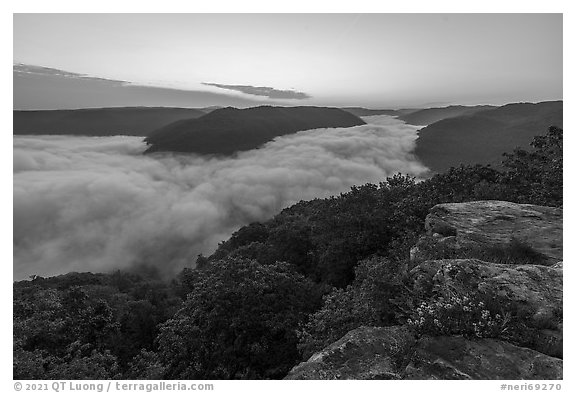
[412,201,562,265]
[285,326,415,380]
[405,335,563,380]
[286,326,563,380]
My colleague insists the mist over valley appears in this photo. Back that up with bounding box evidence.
[13,115,427,280]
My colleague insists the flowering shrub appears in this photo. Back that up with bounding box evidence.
[407,292,510,338]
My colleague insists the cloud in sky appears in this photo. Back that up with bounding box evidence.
[13,63,271,110]
[13,116,427,280]
[202,82,311,100]
[14,63,128,85]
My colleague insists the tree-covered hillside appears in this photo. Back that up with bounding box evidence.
[144,106,366,154]
[414,101,562,172]
[13,107,206,137]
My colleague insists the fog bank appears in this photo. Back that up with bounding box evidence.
[13,116,427,280]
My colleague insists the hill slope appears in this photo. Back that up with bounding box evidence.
[13,107,207,137]
[414,101,563,173]
[398,105,496,126]
[144,106,366,155]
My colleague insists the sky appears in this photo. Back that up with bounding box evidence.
[13,13,563,109]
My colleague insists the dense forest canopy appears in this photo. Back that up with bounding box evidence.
[14,126,562,379]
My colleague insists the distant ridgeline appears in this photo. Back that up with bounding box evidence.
[414,101,563,173]
[143,106,366,155]
[13,107,209,137]
[340,107,403,117]
[396,104,496,126]
[341,105,496,126]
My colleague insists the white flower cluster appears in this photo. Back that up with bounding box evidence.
[408,293,506,338]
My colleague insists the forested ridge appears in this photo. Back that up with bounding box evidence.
[143,106,366,154]
[14,126,562,379]
[414,101,563,172]
[13,107,207,137]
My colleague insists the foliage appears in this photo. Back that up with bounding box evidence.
[407,292,510,338]
[298,257,411,357]
[500,126,563,206]
[13,340,121,380]
[405,283,561,351]
[156,259,322,379]
[13,271,181,379]
[124,350,166,380]
[407,259,562,347]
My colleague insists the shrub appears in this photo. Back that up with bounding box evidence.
[500,126,562,207]
[298,257,411,357]
[407,292,510,338]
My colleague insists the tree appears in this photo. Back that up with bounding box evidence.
[156,259,321,379]
[500,126,562,206]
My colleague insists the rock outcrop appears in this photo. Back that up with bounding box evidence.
[412,200,562,265]
[404,335,562,380]
[288,200,563,379]
[285,326,415,380]
[287,326,563,380]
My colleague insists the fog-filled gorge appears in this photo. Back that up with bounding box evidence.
[13,115,428,280]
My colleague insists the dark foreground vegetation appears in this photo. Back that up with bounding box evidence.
[14,126,562,379]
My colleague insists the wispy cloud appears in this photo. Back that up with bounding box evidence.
[13,63,127,85]
[202,82,311,100]
[14,63,271,109]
